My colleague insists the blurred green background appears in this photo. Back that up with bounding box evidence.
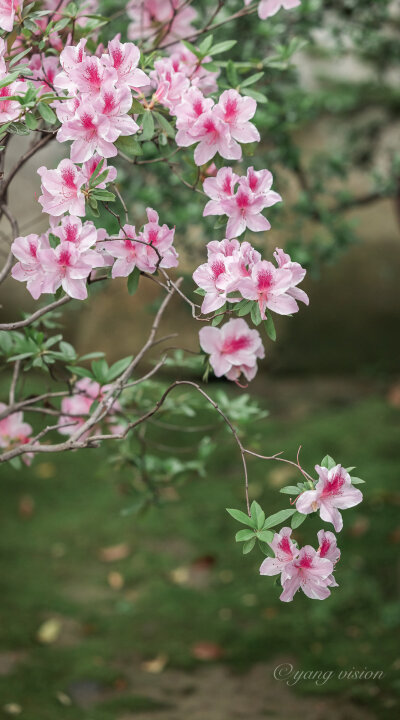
[1,1,400,718]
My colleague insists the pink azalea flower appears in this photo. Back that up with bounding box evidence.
[127,0,197,48]
[69,55,117,96]
[100,225,156,277]
[317,529,340,588]
[51,215,106,251]
[140,207,178,269]
[170,44,219,95]
[215,89,260,144]
[0,76,26,123]
[296,464,363,532]
[203,166,239,216]
[38,242,104,300]
[94,82,139,136]
[175,87,214,146]
[259,527,299,580]
[199,318,265,381]
[0,0,19,32]
[58,378,122,439]
[56,100,120,162]
[28,54,60,93]
[280,545,333,602]
[38,159,86,217]
[54,38,88,93]
[81,154,117,189]
[190,110,242,165]
[11,233,49,299]
[273,247,309,306]
[193,252,236,314]
[0,37,6,75]
[150,57,190,113]
[0,402,33,465]
[102,36,149,89]
[238,260,299,318]
[257,0,301,21]
[222,184,276,238]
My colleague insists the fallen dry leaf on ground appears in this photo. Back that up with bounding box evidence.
[98,543,130,562]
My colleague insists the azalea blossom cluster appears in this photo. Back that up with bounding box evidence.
[260,463,363,601]
[0,38,26,123]
[193,237,308,318]
[11,205,178,299]
[127,0,197,48]
[52,36,149,163]
[203,166,282,238]
[174,88,260,166]
[0,403,33,465]
[58,378,124,439]
[149,46,219,112]
[260,527,339,602]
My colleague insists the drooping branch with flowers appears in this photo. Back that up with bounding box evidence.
[0,0,364,603]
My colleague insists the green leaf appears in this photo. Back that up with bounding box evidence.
[350,476,365,484]
[8,122,30,136]
[181,40,203,60]
[226,508,255,527]
[226,60,238,87]
[127,266,141,296]
[244,88,268,104]
[140,110,155,141]
[78,352,105,361]
[279,486,301,495]
[256,529,274,543]
[263,508,296,529]
[131,97,144,114]
[154,111,175,139]
[242,537,256,554]
[250,302,262,326]
[9,457,22,470]
[264,312,276,341]
[115,135,143,157]
[235,529,255,542]
[37,101,57,124]
[106,356,133,382]
[250,500,265,530]
[236,300,253,317]
[240,72,264,88]
[211,305,226,326]
[210,40,237,56]
[90,189,116,202]
[291,511,306,529]
[258,540,272,556]
[0,71,20,89]
[24,113,38,130]
[198,34,213,56]
[321,455,336,470]
[66,365,93,379]
[91,358,109,383]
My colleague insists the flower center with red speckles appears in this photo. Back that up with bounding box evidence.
[103,91,117,114]
[58,249,71,267]
[248,170,258,192]
[112,48,123,69]
[81,112,95,130]
[298,553,313,569]
[64,223,79,243]
[211,259,225,279]
[257,269,273,293]
[61,167,77,191]
[223,97,238,123]
[279,536,292,555]
[147,228,159,246]
[321,472,345,497]
[236,189,250,211]
[222,334,251,355]
[222,176,233,194]
[204,117,217,135]
[84,62,101,87]
[319,538,331,558]
[29,242,37,259]
[193,100,203,116]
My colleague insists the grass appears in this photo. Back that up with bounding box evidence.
[0,391,399,718]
